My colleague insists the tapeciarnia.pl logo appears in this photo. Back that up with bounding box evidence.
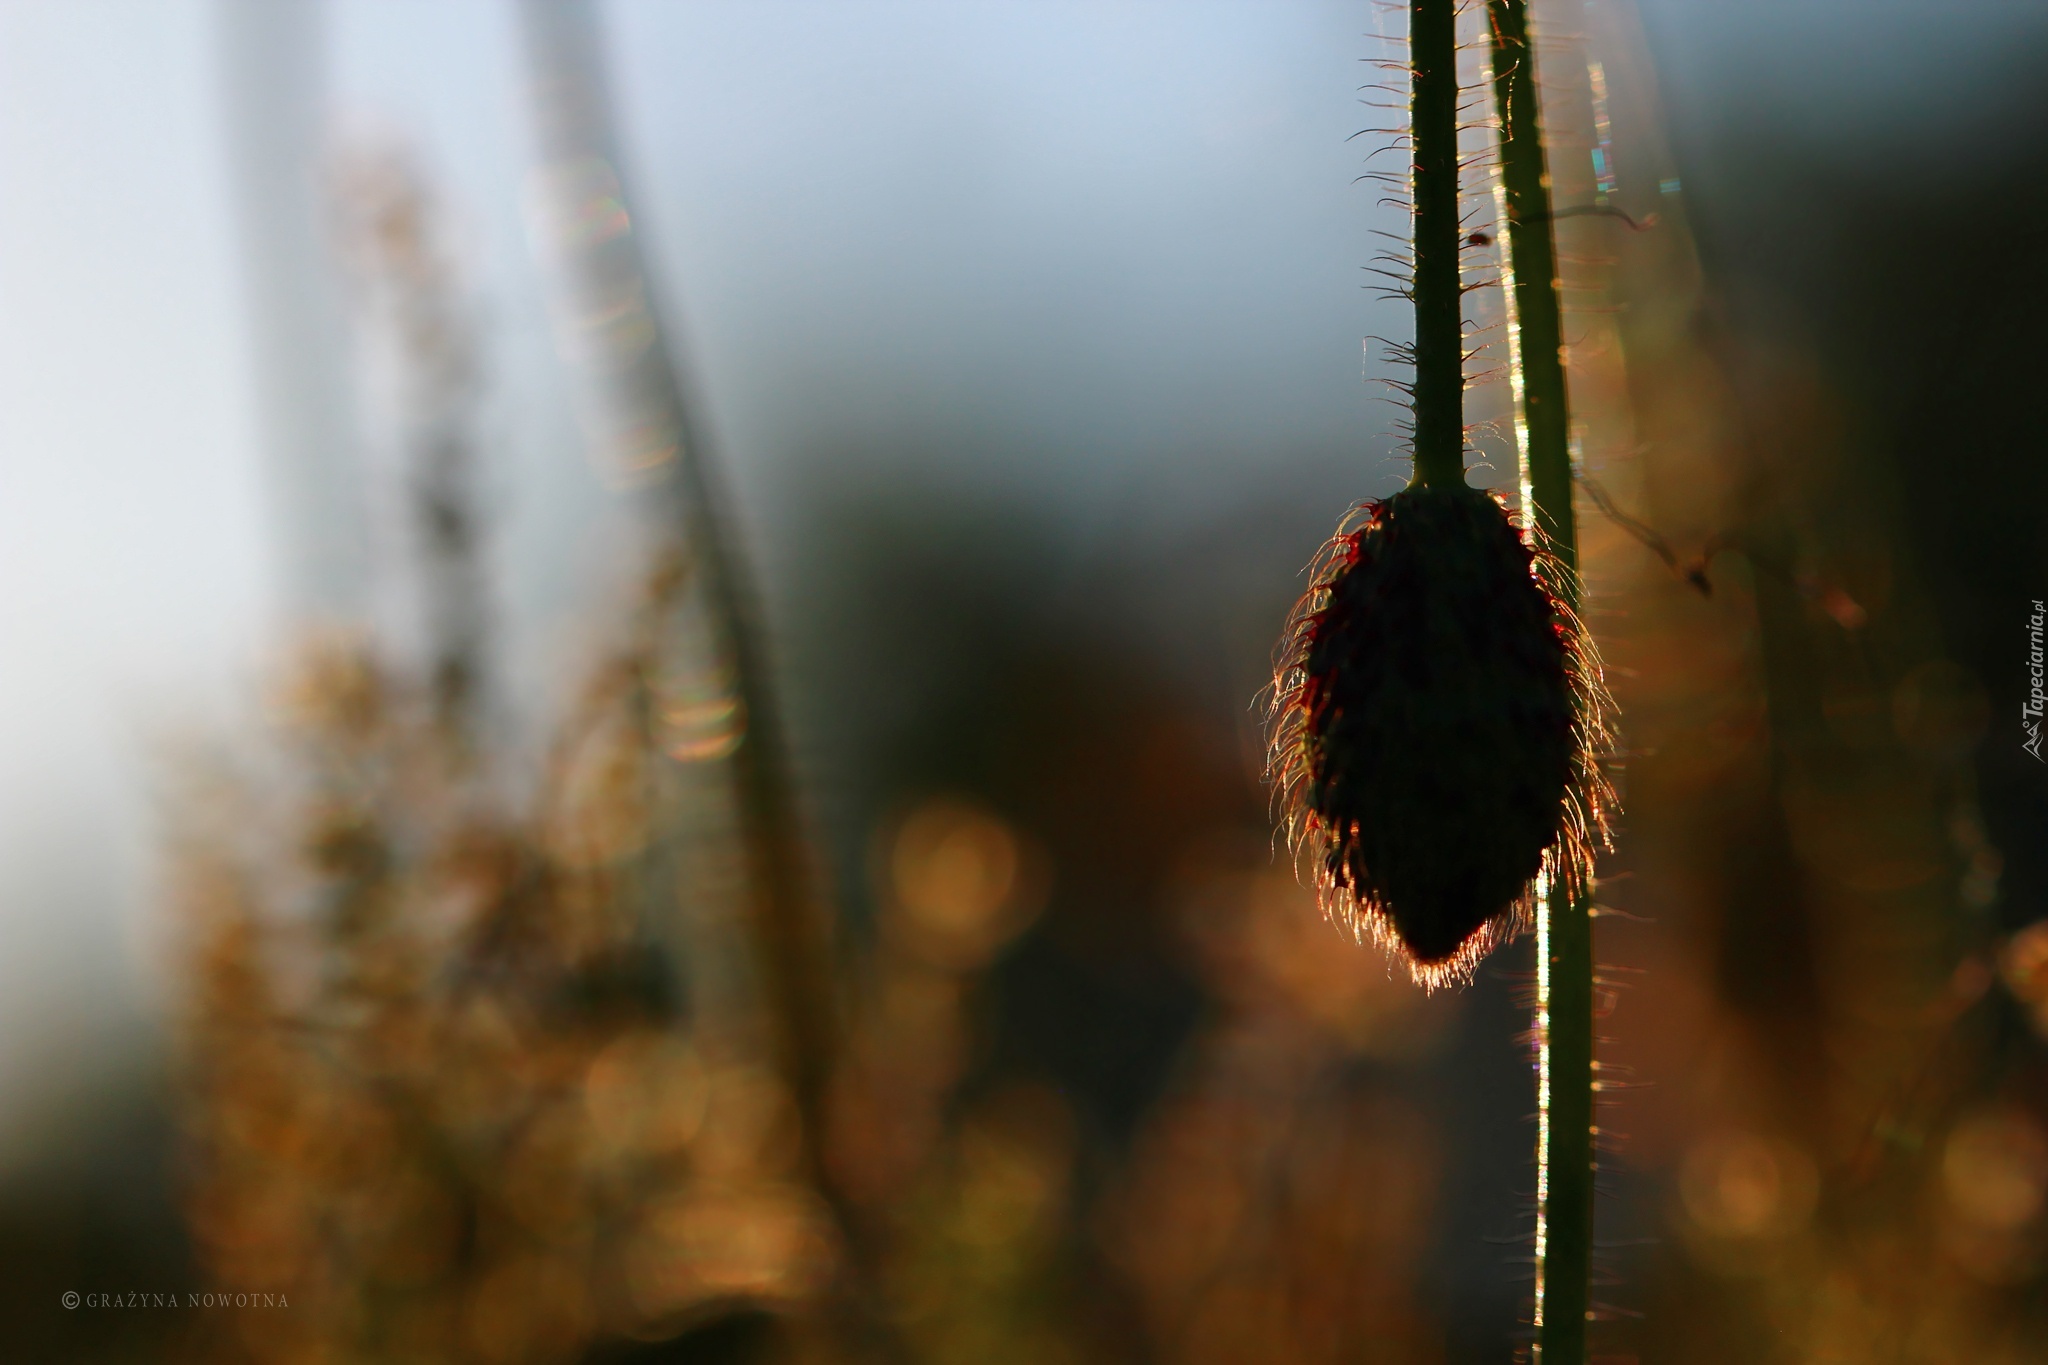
[2026,598,2045,762]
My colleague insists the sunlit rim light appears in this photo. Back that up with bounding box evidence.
[1488,123,1533,527]
[1532,868,1553,1332]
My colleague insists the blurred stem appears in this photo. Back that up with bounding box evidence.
[1409,0,1466,489]
[516,0,840,1232]
[1488,3,1591,1360]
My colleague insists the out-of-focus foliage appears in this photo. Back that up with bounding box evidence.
[169,594,835,1365]
[165,151,836,1364]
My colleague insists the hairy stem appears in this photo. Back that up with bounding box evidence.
[1410,0,1466,489]
[1489,0,1575,567]
[1489,3,1592,1360]
[1534,873,1594,1365]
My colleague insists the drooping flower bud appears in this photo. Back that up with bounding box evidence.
[1267,482,1612,988]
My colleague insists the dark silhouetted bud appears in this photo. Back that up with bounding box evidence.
[1268,483,1612,988]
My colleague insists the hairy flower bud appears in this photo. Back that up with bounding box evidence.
[1267,483,1612,988]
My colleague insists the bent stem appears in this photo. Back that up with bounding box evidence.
[1488,2,1593,1360]
[516,0,846,1269]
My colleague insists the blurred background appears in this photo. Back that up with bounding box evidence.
[1,0,2045,1361]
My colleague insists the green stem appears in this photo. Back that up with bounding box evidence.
[1489,0,1575,570]
[1410,0,1466,490]
[1488,3,1592,1360]
[1535,880,1594,1365]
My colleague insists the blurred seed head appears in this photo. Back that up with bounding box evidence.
[463,1252,592,1365]
[1679,1129,1818,1244]
[884,798,1041,972]
[170,559,840,1360]
[271,626,388,741]
[693,1066,802,1183]
[625,1183,839,1327]
[1941,1107,2048,1234]
[1939,1105,2048,1283]
[947,1084,1076,1254]
[1999,919,2048,1039]
[585,1032,710,1162]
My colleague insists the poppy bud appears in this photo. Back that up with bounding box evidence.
[1268,482,1612,987]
